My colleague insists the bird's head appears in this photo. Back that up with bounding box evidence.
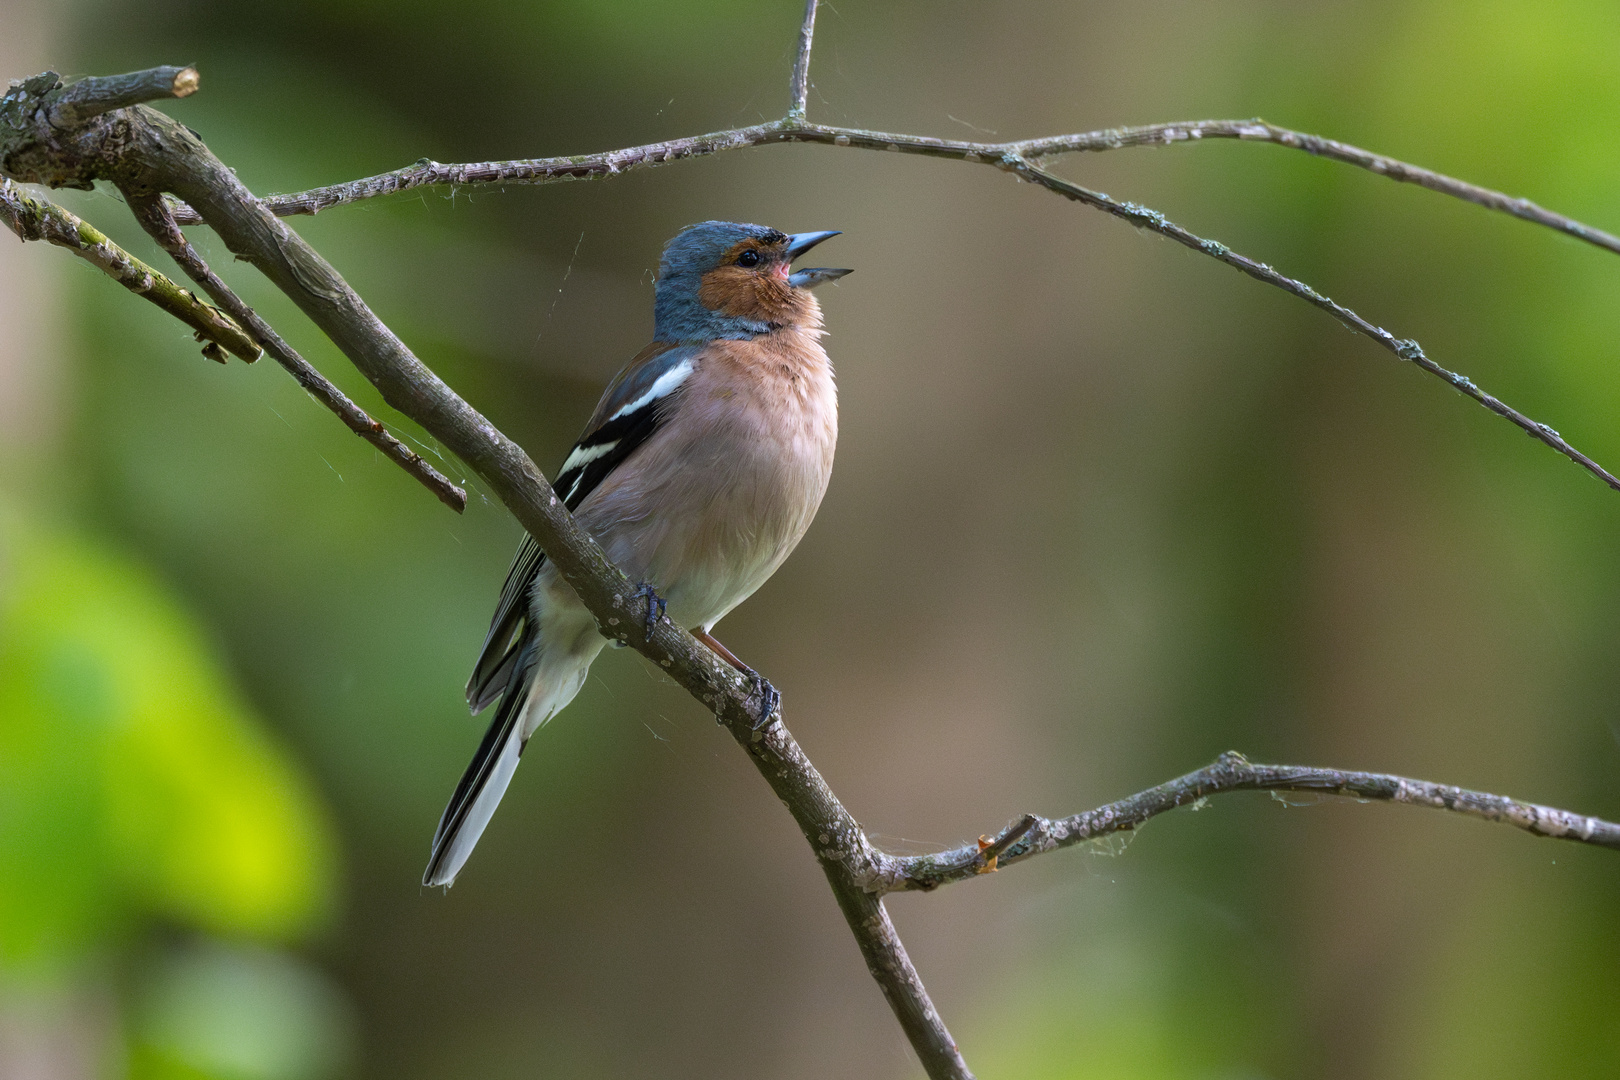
[654,221,851,342]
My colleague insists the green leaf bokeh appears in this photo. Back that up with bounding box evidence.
[0,505,336,980]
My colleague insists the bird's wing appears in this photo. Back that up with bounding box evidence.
[464,341,700,712]
[464,535,545,712]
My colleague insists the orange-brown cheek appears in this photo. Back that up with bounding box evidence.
[699,266,807,324]
[698,266,757,317]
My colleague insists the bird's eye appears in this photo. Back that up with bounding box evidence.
[736,250,762,268]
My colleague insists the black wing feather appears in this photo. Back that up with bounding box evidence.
[463,382,680,711]
[465,535,544,711]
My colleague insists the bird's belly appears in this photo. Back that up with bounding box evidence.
[584,425,831,632]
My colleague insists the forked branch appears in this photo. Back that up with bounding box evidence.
[1006,157,1620,491]
[1,70,466,511]
[892,752,1620,893]
[0,176,258,362]
[188,118,1620,261]
[1015,118,1620,258]
[127,192,468,513]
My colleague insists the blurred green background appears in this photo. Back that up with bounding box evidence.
[3,0,1619,1077]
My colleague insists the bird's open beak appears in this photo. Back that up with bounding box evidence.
[784,230,852,289]
[787,266,853,289]
[785,230,840,257]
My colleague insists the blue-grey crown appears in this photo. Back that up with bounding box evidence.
[654,221,785,342]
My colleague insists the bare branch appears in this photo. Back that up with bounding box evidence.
[127,191,468,513]
[48,65,198,128]
[831,888,972,1078]
[1013,118,1620,259]
[0,177,258,362]
[1006,156,1620,493]
[788,0,819,119]
[892,752,1620,893]
[731,718,972,1077]
[162,122,795,223]
[201,118,1620,266]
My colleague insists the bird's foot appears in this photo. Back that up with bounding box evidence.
[633,581,667,641]
[741,665,780,731]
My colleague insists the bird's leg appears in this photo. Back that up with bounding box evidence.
[693,628,779,730]
[633,581,667,641]
[692,627,746,669]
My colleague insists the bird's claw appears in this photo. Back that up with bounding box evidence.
[633,581,666,641]
[742,666,780,731]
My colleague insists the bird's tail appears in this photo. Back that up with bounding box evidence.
[424,614,603,888]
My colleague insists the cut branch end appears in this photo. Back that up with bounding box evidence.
[171,66,200,98]
[45,64,203,127]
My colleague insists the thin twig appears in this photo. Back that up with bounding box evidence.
[891,752,1620,892]
[0,177,258,362]
[788,0,819,119]
[977,814,1039,871]
[161,123,795,223]
[47,65,198,128]
[192,118,1620,265]
[127,192,468,513]
[1006,156,1620,492]
[1013,118,1620,259]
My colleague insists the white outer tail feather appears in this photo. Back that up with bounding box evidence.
[424,723,523,887]
[425,635,604,888]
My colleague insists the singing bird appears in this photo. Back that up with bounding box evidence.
[425,222,851,887]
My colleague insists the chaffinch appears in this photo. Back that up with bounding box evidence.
[425,222,851,887]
